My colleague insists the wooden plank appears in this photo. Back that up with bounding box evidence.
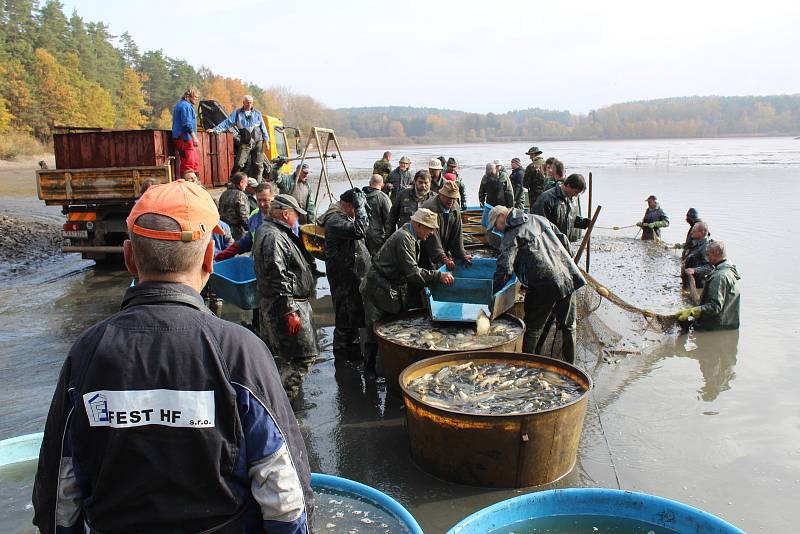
[37,165,171,201]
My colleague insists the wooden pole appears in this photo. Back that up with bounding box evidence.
[586,172,593,273]
[574,205,602,265]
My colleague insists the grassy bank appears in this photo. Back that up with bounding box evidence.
[0,133,49,161]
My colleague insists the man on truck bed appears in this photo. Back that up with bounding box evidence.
[32,179,313,533]
[171,87,201,178]
[209,95,270,180]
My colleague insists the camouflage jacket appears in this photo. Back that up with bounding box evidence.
[385,187,434,235]
[478,171,514,208]
[493,210,585,300]
[697,260,741,330]
[362,186,392,256]
[523,158,547,203]
[218,184,250,237]
[431,175,467,208]
[420,195,467,266]
[372,158,392,179]
[253,218,315,316]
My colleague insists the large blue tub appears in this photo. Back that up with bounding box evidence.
[446,488,744,533]
[209,256,258,310]
[311,473,423,533]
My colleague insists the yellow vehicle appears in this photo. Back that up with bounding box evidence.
[198,100,301,177]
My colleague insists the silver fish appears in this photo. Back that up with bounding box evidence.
[406,361,585,415]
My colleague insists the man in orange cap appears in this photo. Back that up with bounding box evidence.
[33,179,313,533]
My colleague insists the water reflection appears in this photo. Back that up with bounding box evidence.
[664,330,738,402]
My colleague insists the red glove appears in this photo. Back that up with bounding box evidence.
[286,312,301,336]
[214,242,240,262]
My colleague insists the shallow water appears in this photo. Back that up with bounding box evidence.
[312,487,411,533]
[2,137,799,532]
[489,514,678,534]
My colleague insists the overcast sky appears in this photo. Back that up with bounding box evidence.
[62,0,799,114]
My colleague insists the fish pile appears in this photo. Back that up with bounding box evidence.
[405,361,585,415]
[376,315,522,351]
[313,489,410,534]
[467,247,499,259]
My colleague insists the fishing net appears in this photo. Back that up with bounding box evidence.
[579,268,677,331]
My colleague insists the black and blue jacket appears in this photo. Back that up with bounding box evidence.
[32,281,313,533]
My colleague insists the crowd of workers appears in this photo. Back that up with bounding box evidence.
[29,88,740,533]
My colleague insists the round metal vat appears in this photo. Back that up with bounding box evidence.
[399,351,592,488]
[300,223,326,261]
[374,310,524,394]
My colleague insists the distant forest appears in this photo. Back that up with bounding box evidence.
[1,1,798,147]
[336,96,800,142]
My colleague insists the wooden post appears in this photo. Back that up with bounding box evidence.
[586,172,592,273]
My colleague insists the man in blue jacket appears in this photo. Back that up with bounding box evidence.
[171,87,201,178]
[210,95,271,179]
[32,179,313,534]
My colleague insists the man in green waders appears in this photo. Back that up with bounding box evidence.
[676,241,741,330]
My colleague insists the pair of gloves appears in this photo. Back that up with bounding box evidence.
[676,307,701,322]
[637,221,667,229]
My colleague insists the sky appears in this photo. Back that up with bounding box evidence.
[61,0,800,114]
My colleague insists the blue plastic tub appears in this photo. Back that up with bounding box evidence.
[209,256,258,310]
[311,473,423,534]
[425,258,518,323]
[446,488,744,534]
[0,432,43,467]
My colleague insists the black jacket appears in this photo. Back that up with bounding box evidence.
[32,281,312,534]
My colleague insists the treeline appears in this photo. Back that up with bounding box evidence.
[0,0,335,140]
[337,95,800,141]
[1,2,798,148]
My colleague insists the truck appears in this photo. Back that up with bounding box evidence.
[37,106,299,263]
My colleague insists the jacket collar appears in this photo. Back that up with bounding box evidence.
[121,281,209,313]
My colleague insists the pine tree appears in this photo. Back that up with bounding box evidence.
[139,50,172,121]
[86,21,122,96]
[68,10,95,82]
[35,0,70,58]
[118,31,139,68]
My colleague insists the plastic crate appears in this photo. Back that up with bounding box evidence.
[209,256,259,310]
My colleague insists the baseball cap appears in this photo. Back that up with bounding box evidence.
[128,180,223,242]
[272,194,307,215]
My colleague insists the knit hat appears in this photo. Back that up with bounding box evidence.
[444,172,457,182]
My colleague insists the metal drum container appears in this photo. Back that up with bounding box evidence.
[300,223,326,261]
[399,351,591,488]
[374,310,524,394]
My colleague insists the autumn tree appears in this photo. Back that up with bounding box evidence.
[115,67,149,128]
[32,48,84,136]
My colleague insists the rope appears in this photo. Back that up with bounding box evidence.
[595,223,639,230]
[579,267,677,331]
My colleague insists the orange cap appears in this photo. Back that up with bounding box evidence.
[127,179,223,242]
